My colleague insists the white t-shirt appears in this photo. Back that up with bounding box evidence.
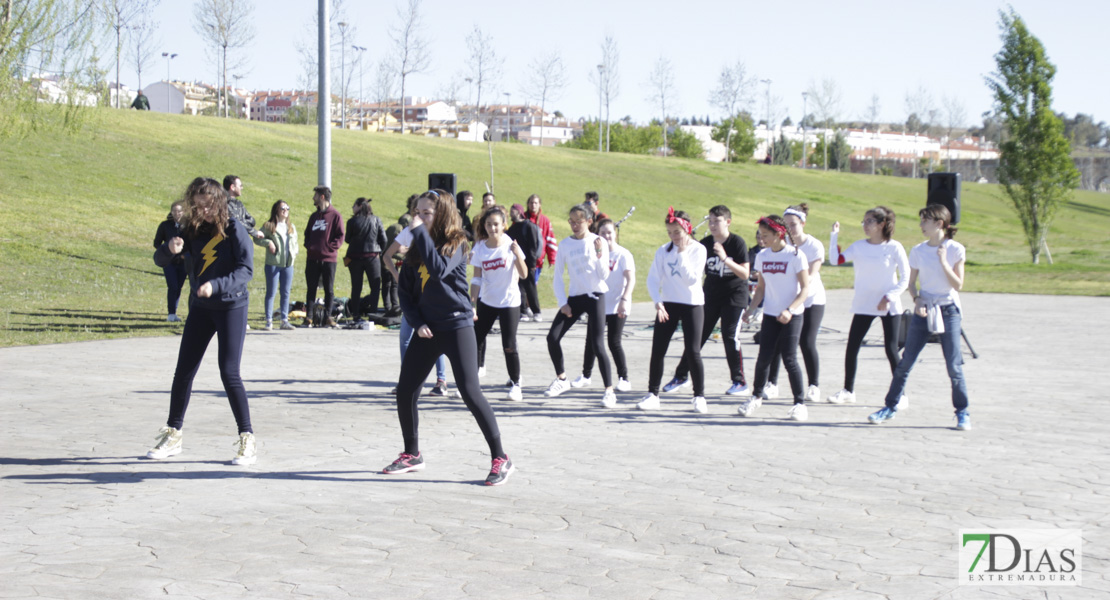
[469,238,520,308]
[834,234,910,316]
[602,244,634,315]
[794,233,826,307]
[647,241,707,305]
[552,233,609,307]
[754,247,807,317]
[910,239,966,311]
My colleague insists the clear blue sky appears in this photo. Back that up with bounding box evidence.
[135,0,1106,127]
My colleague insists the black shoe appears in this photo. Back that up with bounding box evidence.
[382,452,425,474]
[485,456,514,486]
[429,381,447,397]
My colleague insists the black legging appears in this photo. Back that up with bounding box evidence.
[162,262,187,315]
[769,303,824,387]
[673,298,746,384]
[475,301,521,384]
[648,303,705,396]
[753,313,805,404]
[547,294,611,387]
[518,265,541,315]
[381,264,399,311]
[582,314,628,380]
[348,256,381,317]
[843,313,901,392]
[167,303,252,433]
[395,326,504,460]
[305,259,337,317]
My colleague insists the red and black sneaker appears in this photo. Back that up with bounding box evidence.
[484,456,515,486]
[382,452,425,474]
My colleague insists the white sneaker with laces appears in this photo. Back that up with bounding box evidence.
[762,383,779,398]
[601,388,617,408]
[477,366,486,378]
[806,385,821,403]
[570,374,592,388]
[146,426,183,459]
[543,377,571,398]
[826,389,856,404]
[507,384,523,402]
[616,377,632,392]
[692,396,708,414]
[636,393,660,411]
[787,403,809,421]
[231,432,257,466]
[737,397,762,417]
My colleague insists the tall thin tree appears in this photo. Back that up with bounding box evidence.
[465,24,500,130]
[97,0,148,109]
[805,78,842,170]
[388,0,429,133]
[708,59,754,162]
[645,56,677,157]
[522,49,566,146]
[863,94,881,174]
[193,0,255,118]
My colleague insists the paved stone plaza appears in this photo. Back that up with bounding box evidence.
[1,290,1106,599]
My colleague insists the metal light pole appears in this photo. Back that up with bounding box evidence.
[161,52,177,113]
[760,78,772,163]
[353,45,366,130]
[338,22,348,130]
[503,92,511,141]
[232,74,243,118]
[596,64,604,152]
[801,91,808,169]
[317,0,331,187]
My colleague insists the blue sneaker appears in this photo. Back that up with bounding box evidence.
[725,381,750,396]
[662,377,690,393]
[955,410,971,431]
[867,406,897,424]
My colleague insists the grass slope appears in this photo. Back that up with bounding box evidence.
[1,108,1108,347]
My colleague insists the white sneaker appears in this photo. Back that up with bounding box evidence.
[692,396,708,414]
[806,385,821,403]
[570,374,592,388]
[532,314,543,323]
[787,403,809,421]
[167,314,181,322]
[543,377,571,397]
[231,432,257,466]
[601,388,618,408]
[637,393,660,411]
[616,377,632,392]
[762,383,779,398]
[477,366,486,378]
[895,393,909,412]
[506,384,523,402]
[826,389,856,404]
[146,426,183,459]
[737,397,762,417]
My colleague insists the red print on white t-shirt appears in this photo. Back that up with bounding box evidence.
[761,260,788,275]
[482,257,506,271]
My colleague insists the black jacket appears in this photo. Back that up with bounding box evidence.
[227,197,257,235]
[344,214,387,257]
[154,219,254,310]
[507,220,542,266]
[398,226,472,332]
[153,218,185,264]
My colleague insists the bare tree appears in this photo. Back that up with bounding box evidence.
[708,59,755,162]
[586,35,619,152]
[388,0,429,132]
[465,24,501,129]
[372,58,396,108]
[904,85,934,177]
[522,49,566,146]
[942,94,967,171]
[97,0,149,108]
[127,4,156,90]
[863,93,881,174]
[805,78,842,170]
[645,56,678,157]
[193,0,255,118]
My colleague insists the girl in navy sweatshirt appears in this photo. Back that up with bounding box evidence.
[148,177,257,465]
[383,189,514,486]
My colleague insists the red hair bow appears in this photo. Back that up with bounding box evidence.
[667,206,692,235]
[757,216,787,238]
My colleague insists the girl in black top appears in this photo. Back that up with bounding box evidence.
[344,197,388,320]
[383,189,514,486]
[153,201,187,322]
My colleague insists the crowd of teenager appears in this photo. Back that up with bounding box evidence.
[149,177,972,486]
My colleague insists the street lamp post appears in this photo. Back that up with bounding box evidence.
[596,64,604,152]
[161,52,177,113]
[760,78,772,163]
[338,22,348,130]
[801,91,808,169]
[503,92,511,141]
[353,45,366,130]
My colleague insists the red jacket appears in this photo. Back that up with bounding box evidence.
[528,210,558,269]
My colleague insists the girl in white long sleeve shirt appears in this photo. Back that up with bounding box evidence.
[825,207,910,404]
[637,208,709,413]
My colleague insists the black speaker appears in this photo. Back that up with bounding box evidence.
[926,172,961,225]
[428,173,456,198]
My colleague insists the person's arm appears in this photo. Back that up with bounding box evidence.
[907,268,925,317]
[153,236,183,267]
[511,239,527,279]
[879,243,911,313]
[199,224,254,297]
[717,240,749,279]
[829,223,846,265]
[397,264,426,332]
[384,239,405,280]
[617,263,636,318]
[153,221,166,249]
[375,217,388,252]
[542,219,558,267]
[938,245,965,290]
[744,274,766,323]
[551,241,568,308]
[469,266,483,305]
[328,213,345,252]
[786,268,811,317]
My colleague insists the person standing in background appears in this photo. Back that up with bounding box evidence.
[302,186,344,328]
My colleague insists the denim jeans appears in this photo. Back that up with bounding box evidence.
[884,304,968,411]
[264,264,294,323]
[399,316,447,381]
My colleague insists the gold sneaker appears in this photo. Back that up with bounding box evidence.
[231,432,257,466]
[146,426,183,459]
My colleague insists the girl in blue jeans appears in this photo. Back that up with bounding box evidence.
[256,200,298,330]
[868,204,970,430]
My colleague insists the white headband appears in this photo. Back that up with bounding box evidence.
[783,208,807,223]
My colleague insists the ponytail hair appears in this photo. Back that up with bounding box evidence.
[866,206,896,241]
[920,204,958,239]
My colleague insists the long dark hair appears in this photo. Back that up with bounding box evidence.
[182,177,230,239]
[405,189,468,267]
[474,205,508,242]
[920,204,958,239]
[866,206,896,241]
[353,197,373,216]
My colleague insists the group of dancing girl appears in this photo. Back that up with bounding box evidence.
[147,179,971,486]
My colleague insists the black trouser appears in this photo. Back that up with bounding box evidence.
[381,263,398,311]
[673,298,746,384]
[648,303,705,396]
[769,303,824,387]
[167,303,252,433]
[305,259,336,319]
[163,262,187,315]
[348,256,381,317]
[582,314,628,380]
[546,294,611,387]
[843,313,901,392]
[475,301,521,384]
[518,265,540,315]
[395,326,504,460]
[754,313,805,404]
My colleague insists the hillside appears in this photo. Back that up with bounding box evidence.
[1,109,1108,347]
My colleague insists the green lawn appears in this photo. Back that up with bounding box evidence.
[1,108,1107,347]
